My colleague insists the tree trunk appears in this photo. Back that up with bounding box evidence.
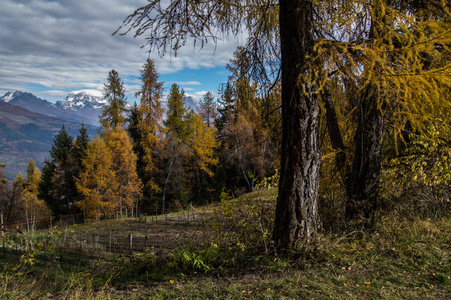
[323,85,347,172]
[345,84,384,226]
[273,0,321,252]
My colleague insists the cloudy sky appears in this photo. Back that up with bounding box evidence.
[0,0,243,103]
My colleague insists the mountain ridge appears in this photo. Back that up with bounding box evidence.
[0,91,200,126]
[0,100,97,180]
[0,91,102,126]
[0,90,201,180]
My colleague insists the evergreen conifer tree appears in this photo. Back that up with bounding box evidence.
[100,69,127,131]
[164,84,188,142]
[135,58,165,196]
[72,123,90,167]
[198,92,217,128]
[38,125,78,215]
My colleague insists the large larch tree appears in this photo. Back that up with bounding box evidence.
[116,0,319,251]
[135,59,165,194]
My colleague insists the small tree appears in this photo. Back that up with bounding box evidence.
[0,165,24,223]
[104,127,142,215]
[164,84,188,142]
[21,160,48,231]
[100,69,127,131]
[198,92,217,128]
[38,125,78,215]
[72,123,90,167]
[185,113,219,202]
[76,137,115,219]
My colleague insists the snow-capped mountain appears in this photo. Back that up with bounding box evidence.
[0,100,98,180]
[1,90,200,127]
[0,91,82,123]
[0,91,17,102]
[184,95,200,112]
[56,91,107,110]
[55,91,107,126]
[160,95,200,114]
[1,91,55,108]
[0,91,106,126]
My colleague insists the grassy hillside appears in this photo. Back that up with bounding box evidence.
[0,191,449,299]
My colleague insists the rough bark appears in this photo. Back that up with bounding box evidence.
[273,0,321,251]
[345,84,384,225]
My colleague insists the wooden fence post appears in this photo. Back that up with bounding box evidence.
[109,231,112,252]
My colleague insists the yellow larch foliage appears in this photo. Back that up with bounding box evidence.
[103,126,142,212]
[316,0,451,146]
[76,136,115,219]
[187,114,219,177]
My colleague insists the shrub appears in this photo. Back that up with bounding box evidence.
[205,185,276,255]
[382,125,451,219]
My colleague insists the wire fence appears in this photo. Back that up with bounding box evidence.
[1,205,207,263]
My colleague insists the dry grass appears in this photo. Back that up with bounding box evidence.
[0,193,450,299]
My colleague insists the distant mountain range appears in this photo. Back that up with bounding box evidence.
[0,91,105,126]
[0,100,98,180]
[0,90,200,126]
[0,90,200,179]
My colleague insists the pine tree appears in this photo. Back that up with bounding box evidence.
[198,92,217,128]
[164,84,188,142]
[49,125,73,163]
[70,123,91,207]
[38,125,78,215]
[38,159,55,213]
[215,83,235,133]
[217,48,279,193]
[135,58,165,194]
[72,123,90,167]
[128,103,145,179]
[100,69,127,131]
[160,84,191,208]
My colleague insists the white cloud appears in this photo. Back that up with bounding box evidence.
[0,0,240,102]
[188,90,220,100]
[69,89,104,98]
[35,90,69,98]
[172,81,202,86]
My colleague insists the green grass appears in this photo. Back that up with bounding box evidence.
[0,198,450,299]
